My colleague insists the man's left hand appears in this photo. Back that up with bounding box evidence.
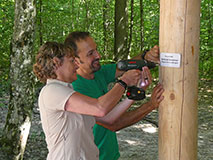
[144,45,160,64]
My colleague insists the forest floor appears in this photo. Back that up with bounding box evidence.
[0,79,212,160]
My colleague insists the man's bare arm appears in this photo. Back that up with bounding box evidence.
[97,101,156,132]
[97,84,164,131]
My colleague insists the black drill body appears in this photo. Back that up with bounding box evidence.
[117,59,156,100]
[117,59,156,71]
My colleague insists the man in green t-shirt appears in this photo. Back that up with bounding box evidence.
[64,31,164,160]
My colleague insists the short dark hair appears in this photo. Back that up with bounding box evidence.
[64,31,90,57]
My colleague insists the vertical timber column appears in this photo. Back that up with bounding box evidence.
[159,0,201,160]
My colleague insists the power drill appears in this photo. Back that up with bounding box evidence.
[117,59,156,100]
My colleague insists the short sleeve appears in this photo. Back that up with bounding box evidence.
[39,83,75,110]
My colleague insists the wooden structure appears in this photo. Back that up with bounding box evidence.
[159,0,201,159]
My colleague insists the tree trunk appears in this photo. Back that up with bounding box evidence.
[1,0,36,160]
[38,0,43,46]
[140,0,144,51]
[114,0,128,61]
[158,0,201,159]
[103,0,112,59]
[128,0,134,54]
[207,1,212,53]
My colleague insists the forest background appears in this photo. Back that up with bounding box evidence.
[0,0,212,160]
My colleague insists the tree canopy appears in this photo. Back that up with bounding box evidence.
[1,0,212,81]
[0,0,212,159]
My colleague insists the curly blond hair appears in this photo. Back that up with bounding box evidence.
[33,42,74,83]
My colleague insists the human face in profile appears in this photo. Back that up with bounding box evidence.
[75,36,102,74]
[55,56,79,83]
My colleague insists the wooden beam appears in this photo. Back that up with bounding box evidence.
[158,0,201,159]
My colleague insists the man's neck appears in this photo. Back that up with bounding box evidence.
[77,68,95,80]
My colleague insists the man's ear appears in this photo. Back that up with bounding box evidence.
[53,57,61,69]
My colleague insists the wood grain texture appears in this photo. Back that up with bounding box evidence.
[158,0,201,159]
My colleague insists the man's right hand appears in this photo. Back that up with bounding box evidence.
[120,69,141,86]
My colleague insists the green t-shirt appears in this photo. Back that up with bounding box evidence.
[72,64,120,160]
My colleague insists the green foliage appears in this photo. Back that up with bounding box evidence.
[0,0,212,95]
[0,1,14,69]
[0,0,14,97]
[200,0,213,78]
[127,0,160,57]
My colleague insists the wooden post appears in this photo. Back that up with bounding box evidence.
[159,0,201,160]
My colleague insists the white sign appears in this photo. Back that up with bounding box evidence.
[160,53,181,68]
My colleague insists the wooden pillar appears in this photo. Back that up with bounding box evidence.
[158,0,201,160]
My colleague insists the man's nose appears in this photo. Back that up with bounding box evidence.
[95,50,101,59]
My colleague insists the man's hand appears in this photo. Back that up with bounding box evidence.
[139,66,152,90]
[145,45,160,64]
[120,69,141,87]
[149,84,164,109]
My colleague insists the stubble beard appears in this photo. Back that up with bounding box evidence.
[91,59,101,73]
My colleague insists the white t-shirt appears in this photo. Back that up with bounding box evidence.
[38,79,99,160]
